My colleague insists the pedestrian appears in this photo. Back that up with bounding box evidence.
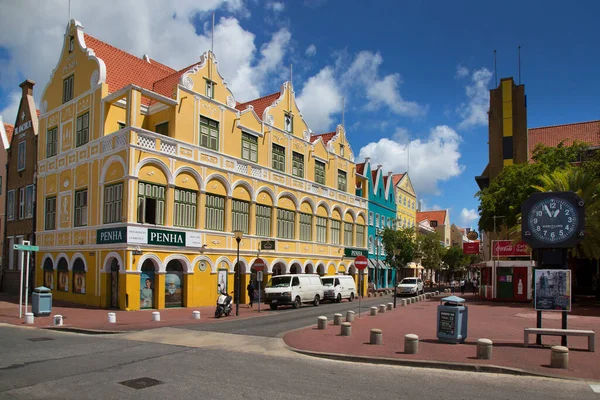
[472,278,478,295]
[450,279,456,294]
[460,279,466,295]
[247,281,255,308]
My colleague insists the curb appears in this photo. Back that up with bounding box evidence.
[284,346,592,382]
[43,326,128,335]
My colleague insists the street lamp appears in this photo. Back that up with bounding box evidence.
[393,248,401,308]
[233,230,243,316]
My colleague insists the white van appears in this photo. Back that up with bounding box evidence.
[264,274,324,310]
[322,275,357,303]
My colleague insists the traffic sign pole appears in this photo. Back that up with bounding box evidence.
[15,241,38,319]
[354,255,368,319]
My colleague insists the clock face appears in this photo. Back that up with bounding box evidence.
[527,197,579,244]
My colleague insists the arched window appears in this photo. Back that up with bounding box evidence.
[57,258,69,292]
[43,258,54,289]
[72,258,86,294]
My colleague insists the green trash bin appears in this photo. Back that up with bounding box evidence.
[32,286,52,316]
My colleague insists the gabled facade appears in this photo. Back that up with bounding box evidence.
[392,173,417,230]
[1,80,39,295]
[450,223,467,248]
[36,20,367,310]
[416,210,451,248]
[0,118,13,289]
[356,158,396,289]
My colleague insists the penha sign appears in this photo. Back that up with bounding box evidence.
[492,240,530,257]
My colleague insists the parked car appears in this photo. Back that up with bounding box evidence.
[264,274,324,310]
[397,277,424,296]
[321,275,356,303]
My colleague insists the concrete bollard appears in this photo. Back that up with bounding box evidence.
[379,292,384,297]
[346,310,355,322]
[401,299,407,307]
[317,316,328,330]
[53,315,63,326]
[152,311,161,322]
[108,312,117,324]
[25,312,34,324]
[405,334,419,354]
[476,338,493,360]
[370,329,383,345]
[341,322,352,336]
[370,306,378,316]
[387,302,393,311]
[192,311,201,320]
[411,297,416,304]
[378,304,386,314]
[333,313,343,326]
[550,346,569,369]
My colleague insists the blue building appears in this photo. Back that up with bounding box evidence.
[355,158,397,290]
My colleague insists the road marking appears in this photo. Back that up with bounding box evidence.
[590,384,600,393]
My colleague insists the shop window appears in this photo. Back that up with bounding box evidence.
[205,194,225,231]
[174,188,197,229]
[72,258,86,294]
[57,258,69,292]
[137,182,165,225]
[43,258,54,289]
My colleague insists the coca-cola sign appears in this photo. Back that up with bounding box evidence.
[493,240,530,257]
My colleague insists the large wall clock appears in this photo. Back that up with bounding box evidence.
[521,191,585,249]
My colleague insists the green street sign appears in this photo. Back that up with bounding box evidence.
[344,248,368,258]
[14,244,39,252]
[260,240,276,250]
[97,227,127,244]
[148,229,185,247]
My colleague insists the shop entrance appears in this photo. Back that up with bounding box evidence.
[165,260,184,308]
[140,260,156,309]
[317,264,326,276]
[272,263,285,276]
[109,259,120,309]
[234,262,248,305]
[497,267,514,299]
[290,263,302,274]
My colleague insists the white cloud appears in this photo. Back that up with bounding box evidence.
[266,2,285,12]
[455,65,469,79]
[0,1,293,107]
[358,125,465,196]
[296,67,342,133]
[459,208,479,226]
[0,91,22,126]
[305,44,317,57]
[392,127,409,142]
[457,67,492,130]
[342,51,425,117]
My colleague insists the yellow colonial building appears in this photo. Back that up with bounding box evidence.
[35,20,368,310]
[392,173,417,230]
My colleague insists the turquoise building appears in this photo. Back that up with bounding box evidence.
[356,158,397,289]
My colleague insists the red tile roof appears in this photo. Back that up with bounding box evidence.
[3,123,14,144]
[84,34,174,99]
[310,132,336,144]
[152,61,201,99]
[528,120,600,159]
[382,175,389,189]
[236,92,280,119]
[392,173,404,187]
[356,163,365,175]
[371,170,377,183]
[417,210,447,224]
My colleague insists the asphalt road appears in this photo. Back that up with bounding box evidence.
[0,323,597,400]
[180,294,401,337]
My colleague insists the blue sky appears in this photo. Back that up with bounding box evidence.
[1,0,599,229]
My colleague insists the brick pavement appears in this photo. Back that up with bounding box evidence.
[283,293,600,380]
[0,294,270,332]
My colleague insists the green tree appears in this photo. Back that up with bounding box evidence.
[382,227,416,279]
[443,246,466,276]
[416,233,444,277]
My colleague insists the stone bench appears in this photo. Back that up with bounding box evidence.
[524,328,595,352]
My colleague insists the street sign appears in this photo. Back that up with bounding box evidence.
[253,259,265,272]
[355,255,368,271]
[257,271,263,281]
[14,244,39,252]
[260,240,276,250]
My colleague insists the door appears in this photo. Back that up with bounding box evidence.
[497,267,514,299]
[165,260,184,308]
[110,259,119,309]
[513,267,528,300]
[292,276,302,301]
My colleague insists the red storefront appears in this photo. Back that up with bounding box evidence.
[479,241,534,302]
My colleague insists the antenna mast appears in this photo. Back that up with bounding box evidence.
[518,45,521,85]
[494,49,498,87]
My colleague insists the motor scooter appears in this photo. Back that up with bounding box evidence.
[215,290,233,318]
